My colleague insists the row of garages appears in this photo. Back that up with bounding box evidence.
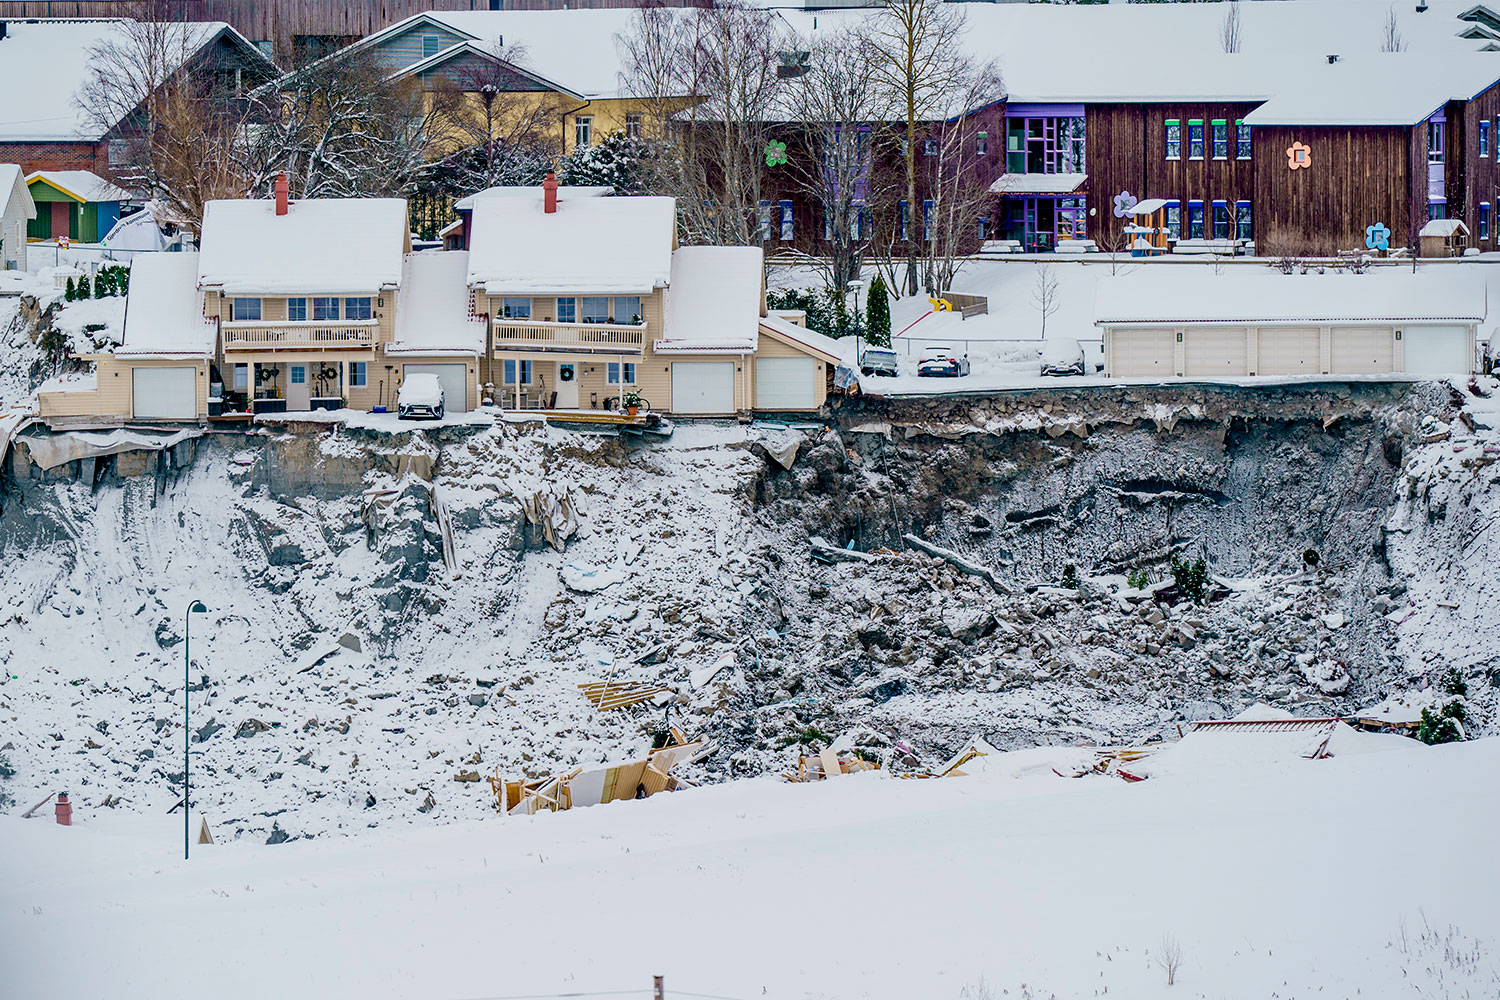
[1106,323,1474,378]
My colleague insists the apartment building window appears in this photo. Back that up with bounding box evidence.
[581,297,610,323]
[613,296,642,324]
[1482,203,1492,239]
[313,296,339,321]
[823,208,834,241]
[287,297,307,321]
[976,131,988,156]
[574,115,593,149]
[1235,200,1252,241]
[1429,121,1444,163]
[607,362,637,384]
[922,199,934,241]
[1165,119,1181,160]
[500,297,531,319]
[625,113,643,139]
[344,297,373,321]
[1212,120,1228,159]
[231,297,261,321]
[977,216,989,241]
[1236,121,1251,159]
[1166,200,1181,239]
[779,200,794,240]
[1008,116,1085,173]
[502,359,534,384]
[1188,200,1205,239]
[1482,121,1491,158]
[1428,201,1447,221]
[923,138,939,156]
[1188,120,1205,159]
[350,361,367,387]
[899,200,909,240]
[1212,201,1230,239]
[555,297,576,324]
[759,200,772,241]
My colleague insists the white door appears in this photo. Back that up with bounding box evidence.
[671,362,736,414]
[755,357,817,410]
[1183,327,1248,377]
[1109,328,1174,378]
[555,363,580,409]
[403,363,470,412]
[286,363,312,410]
[132,366,196,419]
[1331,327,1395,374]
[1402,325,1470,375]
[1257,326,1320,376]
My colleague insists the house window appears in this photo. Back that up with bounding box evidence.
[1212,120,1228,159]
[556,297,576,323]
[1165,119,1181,160]
[574,115,593,149]
[612,296,642,324]
[1429,121,1444,163]
[1428,201,1447,221]
[312,296,339,321]
[1188,200,1205,239]
[581,297,610,323]
[1166,200,1181,239]
[607,362,637,384]
[344,297,372,321]
[234,364,248,389]
[899,200,909,240]
[290,365,307,384]
[922,199,934,241]
[1235,200,1252,241]
[1481,203,1491,239]
[779,200,794,240]
[976,131,988,156]
[759,200,772,241]
[287,297,307,321]
[231,297,261,321]
[625,113,643,139]
[422,34,443,58]
[1188,120,1205,160]
[501,297,531,319]
[1482,121,1491,158]
[977,216,989,241]
[1236,121,1251,159]
[502,359,534,384]
[350,361,367,387]
[923,138,938,156]
[1212,201,1230,240]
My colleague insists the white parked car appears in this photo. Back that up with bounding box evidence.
[917,347,971,378]
[397,373,445,420]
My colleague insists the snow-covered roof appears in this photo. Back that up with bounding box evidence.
[197,198,408,294]
[118,252,216,358]
[1421,218,1471,238]
[759,311,842,364]
[1094,271,1488,326]
[453,185,612,211]
[388,252,487,357]
[0,164,35,220]
[1242,55,1500,127]
[466,194,675,294]
[27,170,134,204]
[0,19,272,142]
[657,247,765,353]
[991,173,1087,196]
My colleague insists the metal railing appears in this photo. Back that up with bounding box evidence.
[222,320,377,349]
[491,318,646,354]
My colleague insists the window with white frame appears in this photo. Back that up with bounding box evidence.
[350,361,367,387]
[501,297,531,319]
[976,131,988,156]
[231,297,261,321]
[581,297,610,324]
[555,297,576,323]
[502,359,534,384]
[312,296,339,320]
[344,296,372,320]
[625,113,643,139]
[779,200,793,240]
[234,363,248,389]
[612,296,642,324]
[574,115,592,149]
[1165,119,1181,160]
[1188,120,1205,159]
[759,200,772,240]
[1212,120,1228,159]
[607,362,637,384]
[923,138,938,156]
[1236,121,1251,159]
[1166,200,1181,239]
[287,297,307,321]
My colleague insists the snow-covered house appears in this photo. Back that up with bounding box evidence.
[468,177,838,415]
[386,251,487,412]
[0,164,35,271]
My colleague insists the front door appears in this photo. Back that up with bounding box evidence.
[286,363,312,410]
[556,363,580,409]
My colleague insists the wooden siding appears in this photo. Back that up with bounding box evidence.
[372,19,467,69]
[38,357,210,419]
[751,330,828,410]
[1456,82,1500,248]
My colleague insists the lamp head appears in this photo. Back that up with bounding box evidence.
[188,601,207,615]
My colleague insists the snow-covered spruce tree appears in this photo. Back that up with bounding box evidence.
[76,274,91,299]
[1419,667,1470,745]
[64,276,77,301]
[556,129,671,196]
[866,273,892,347]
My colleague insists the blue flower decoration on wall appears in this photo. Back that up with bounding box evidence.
[1365,223,1391,251]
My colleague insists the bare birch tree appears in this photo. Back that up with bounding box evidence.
[1032,263,1059,340]
[1383,4,1407,52]
[1221,0,1242,54]
[916,61,1003,294]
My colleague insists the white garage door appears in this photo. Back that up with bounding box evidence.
[1331,326,1395,374]
[1109,328,1175,377]
[132,366,196,419]
[755,357,816,410]
[1257,326,1320,376]
[403,364,469,412]
[1403,325,1470,375]
[1183,327,1248,377]
[671,362,736,414]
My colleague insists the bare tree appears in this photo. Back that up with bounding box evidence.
[1032,263,1059,340]
[916,61,1003,294]
[1153,933,1184,986]
[1221,0,1242,54]
[1383,4,1407,52]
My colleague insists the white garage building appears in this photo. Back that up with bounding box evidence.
[1095,270,1484,380]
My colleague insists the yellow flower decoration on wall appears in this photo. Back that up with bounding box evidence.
[1287,142,1311,170]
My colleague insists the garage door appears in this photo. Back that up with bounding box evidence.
[755,357,816,410]
[1257,326,1320,376]
[1331,327,1394,374]
[1402,325,1470,375]
[1183,327,1248,377]
[402,364,469,412]
[1109,328,1174,377]
[132,366,196,419]
[671,362,736,414]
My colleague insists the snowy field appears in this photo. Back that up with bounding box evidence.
[3,732,1497,999]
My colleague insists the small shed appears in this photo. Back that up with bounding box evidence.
[1419,218,1470,258]
[25,170,134,244]
[1123,198,1171,255]
[0,164,36,270]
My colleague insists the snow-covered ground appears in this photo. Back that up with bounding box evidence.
[2,731,1496,999]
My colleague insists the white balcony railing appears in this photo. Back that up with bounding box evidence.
[492,318,646,354]
[222,320,378,350]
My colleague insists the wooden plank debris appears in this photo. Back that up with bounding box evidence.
[578,680,668,711]
[901,534,1012,594]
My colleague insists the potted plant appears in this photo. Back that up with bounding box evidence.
[622,389,644,416]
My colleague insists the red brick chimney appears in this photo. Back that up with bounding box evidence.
[543,171,558,214]
[274,171,288,216]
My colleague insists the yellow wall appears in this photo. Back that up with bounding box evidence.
[38,357,211,420]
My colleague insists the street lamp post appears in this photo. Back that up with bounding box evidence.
[184,600,207,860]
[848,279,865,368]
